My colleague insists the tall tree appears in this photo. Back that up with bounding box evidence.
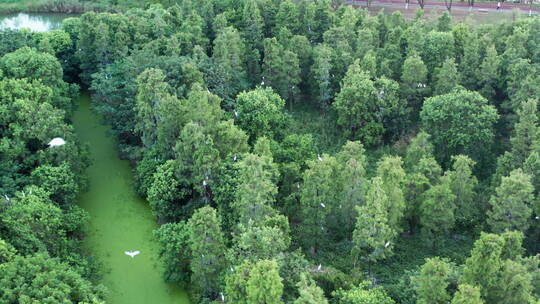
[333,282,395,304]
[246,259,284,304]
[262,38,301,103]
[478,45,500,100]
[420,181,456,243]
[0,253,105,303]
[451,284,484,304]
[445,155,478,227]
[400,53,429,112]
[233,153,279,227]
[415,257,452,304]
[154,221,192,287]
[300,155,340,253]
[352,177,396,272]
[235,87,286,142]
[135,68,171,149]
[294,274,328,304]
[188,206,227,301]
[488,168,534,233]
[420,89,499,167]
[213,26,249,96]
[333,60,384,146]
[461,232,533,303]
[336,141,368,236]
[434,57,461,95]
[376,156,406,232]
[310,44,333,108]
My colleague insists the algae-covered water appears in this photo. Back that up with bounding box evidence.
[73,94,190,304]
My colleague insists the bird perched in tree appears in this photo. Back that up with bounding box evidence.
[48,137,66,147]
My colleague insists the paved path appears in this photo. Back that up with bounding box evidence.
[345,0,539,14]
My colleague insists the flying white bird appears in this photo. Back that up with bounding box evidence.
[317,264,322,271]
[320,203,326,208]
[48,137,66,147]
[124,250,140,258]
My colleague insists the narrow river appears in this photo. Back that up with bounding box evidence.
[73,94,190,304]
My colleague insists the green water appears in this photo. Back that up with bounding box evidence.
[73,94,190,304]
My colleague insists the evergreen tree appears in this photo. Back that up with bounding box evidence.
[135,68,171,149]
[188,206,227,301]
[416,257,452,304]
[300,155,340,253]
[488,168,534,233]
[235,87,286,142]
[213,26,249,95]
[404,131,434,171]
[275,0,300,34]
[352,177,396,272]
[294,274,328,304]
[434,57,461,95]
[495,99,540,186]
[420,181,456,242]
[401,53,429,111]
[246,259,284,304]
[376,156,406,232]
[336,141,368,236]
[459,36,481,90]
[333,60,384,146]
[478,45,500,100]
[310,44,333,107]
[445,155,478,227]
[262,38,301,103]
[451,284,484,304]
[233,153,279,227]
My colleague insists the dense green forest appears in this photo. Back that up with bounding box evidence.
[1,0,540,303]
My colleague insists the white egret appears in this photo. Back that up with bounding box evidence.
[220,292,225,302]
[317,264,322,271]
[124,250,140,258]
[384,241,390,248]
[233,154,237,161]
[317,154,322,161]
[48,137,66,147]
[320,203,326,208]
[234,110,238,118]
[203,180,207,187]
[536,216,539,220]
[378,89,385,99]
[3,194,9,201]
